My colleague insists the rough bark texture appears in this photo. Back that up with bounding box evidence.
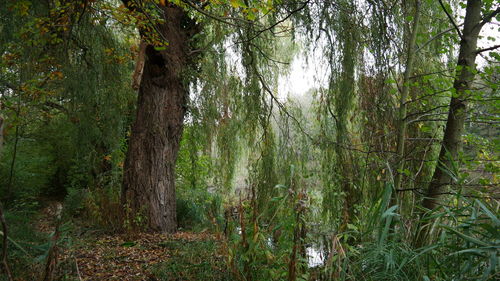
[421,0,482,211]
[122,5,197,233]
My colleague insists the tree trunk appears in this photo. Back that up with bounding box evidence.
[393,0,420,194]
[414,0,486,248]
[122,5,197,233]
[0,115,4,157]
[0,109,13,280]
[421,0,482,211]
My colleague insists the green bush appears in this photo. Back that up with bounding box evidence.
[176,189,223,231]
[63,187,88,218]
[0,139,56,205]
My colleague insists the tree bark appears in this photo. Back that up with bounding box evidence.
[421,0,482,211]
[122,4,197,233]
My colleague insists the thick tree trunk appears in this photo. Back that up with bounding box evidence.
[421,0,482,211]
[122,5,196,233]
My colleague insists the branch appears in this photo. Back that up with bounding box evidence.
[416,24,463,53]
[230,1,310,45]
[246,1,310,43]
[438,0,463,40]
[122,0,169,44]
[478,6,500,28]
[249,42,290,65]
[476,44,500,54]
[181,0,248,28]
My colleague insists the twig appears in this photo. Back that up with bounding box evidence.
[75,258,83,281]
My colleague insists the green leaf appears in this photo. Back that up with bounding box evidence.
[475,199,500,227]
[0,231,30,256]
[440,225,489,247]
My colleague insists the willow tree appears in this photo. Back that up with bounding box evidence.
[314,0,362,228]
[120,0,293,232]
[120,0,201,232]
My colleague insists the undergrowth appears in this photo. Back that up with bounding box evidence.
[148,239,232,281]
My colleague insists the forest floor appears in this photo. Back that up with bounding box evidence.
[33,202,231,281]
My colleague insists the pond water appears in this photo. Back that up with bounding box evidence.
[234,227,326,268]
[306,245,325,267]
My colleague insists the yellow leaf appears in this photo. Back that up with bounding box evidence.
[230,0,239,8]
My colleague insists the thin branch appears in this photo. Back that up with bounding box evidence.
[438,0,463,40]
[249,42,290,65]
[75,258,83,281]
[181,0,241,27]
[416,24,463,53]
[478,6,500,28]
[409,68,454,79]
[405,104,451,120]
[476,44,500,54]
[245,1,310,43]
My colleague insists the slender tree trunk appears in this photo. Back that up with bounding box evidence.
[122,4,198,233]
[422,0,482,211]
[394,0,420,193]
[0,114,13,280]
[0,115,4,158]
[416,0,484,246]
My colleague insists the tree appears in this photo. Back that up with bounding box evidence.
[393,0,421,194]
[417,0,499,244]
[121,1,200,232]
[120,0,303,233]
